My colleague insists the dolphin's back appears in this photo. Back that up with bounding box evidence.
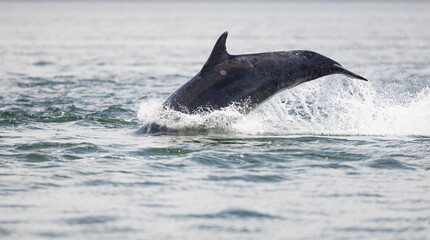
[164,51,319,113]
[162,31,367,115]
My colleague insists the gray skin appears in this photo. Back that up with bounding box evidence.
[139,32,367,134]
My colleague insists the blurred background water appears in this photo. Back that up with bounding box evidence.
[1,1,429,239]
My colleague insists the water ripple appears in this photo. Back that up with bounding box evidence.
[15,142,76,151]
[308,163,354,169]
[66,143,106,154]
[134,147,196,157]
[64,215,116,225]
[207,174,286,183]
[33,61,54,66]
[82,180,164,187]
[368,159,415,170]
[0,106,137,128]
[173,209,282,220]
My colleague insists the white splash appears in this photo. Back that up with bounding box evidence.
[137,98,246,132]
[235,78,430,136]
[138,78,430,136]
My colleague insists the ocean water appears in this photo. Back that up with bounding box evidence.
[1,1,430,239]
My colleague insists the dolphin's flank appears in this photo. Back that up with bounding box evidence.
[139,31,367,134]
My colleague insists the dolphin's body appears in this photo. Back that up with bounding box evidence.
[139,32,367,134]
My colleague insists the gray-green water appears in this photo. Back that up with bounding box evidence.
[1,1,430,239]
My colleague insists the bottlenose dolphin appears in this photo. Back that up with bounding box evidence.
[139,31,367,134]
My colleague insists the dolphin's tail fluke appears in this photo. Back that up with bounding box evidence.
[333,64,368,81]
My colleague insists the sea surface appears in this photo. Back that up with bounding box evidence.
[1,1,430,239]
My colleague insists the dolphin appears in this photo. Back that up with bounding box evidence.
[139,31,367,134]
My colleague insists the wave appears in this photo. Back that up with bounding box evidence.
[0,105,138,128]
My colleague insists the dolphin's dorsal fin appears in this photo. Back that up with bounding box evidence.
[202,31,231,70]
